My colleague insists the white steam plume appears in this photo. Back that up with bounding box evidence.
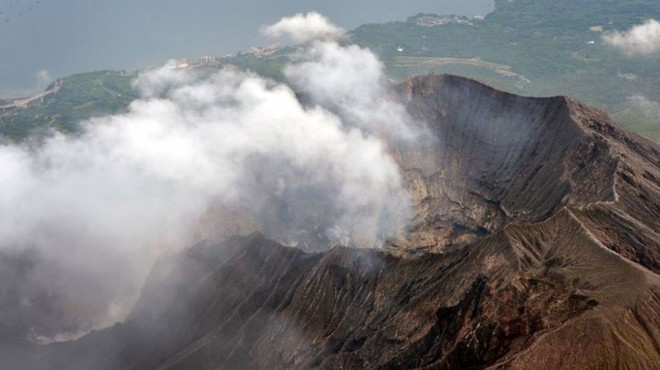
[264,12,422,141]
[261,12,345,43]
[603,19,660,56]
[284,42,419,141]
[0,14,417,340]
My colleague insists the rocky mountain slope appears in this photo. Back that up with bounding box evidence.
[396,75,659,274]
[10,74,660,369]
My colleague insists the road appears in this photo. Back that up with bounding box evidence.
[0,80,62,112]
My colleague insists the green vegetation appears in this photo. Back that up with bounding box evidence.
[488,0,658,31]
[1,71,137,141]
[230,54,288,82]
[351,0,660,139]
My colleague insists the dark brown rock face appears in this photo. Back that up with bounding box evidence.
[11,75,660,369]
[395,75,659,274]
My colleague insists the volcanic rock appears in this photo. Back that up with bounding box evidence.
[11,74,660,369]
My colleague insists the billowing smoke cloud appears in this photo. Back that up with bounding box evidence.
[603,19,660,56]
[0,13,416,341]
[264,12,423,141]
[261,12,345,43]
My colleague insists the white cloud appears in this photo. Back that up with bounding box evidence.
[0,13,419,340]
[261,12,345,43]
[627,95,660,121]
[603,19,660,56]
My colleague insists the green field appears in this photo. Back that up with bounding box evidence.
[351,0,660,140]
[0,71,138,142]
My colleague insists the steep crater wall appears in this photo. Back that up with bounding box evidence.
[393,75,619,252]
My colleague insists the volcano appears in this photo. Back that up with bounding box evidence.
[8,74,660,369]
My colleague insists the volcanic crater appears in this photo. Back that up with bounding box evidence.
[8,74,660,369]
